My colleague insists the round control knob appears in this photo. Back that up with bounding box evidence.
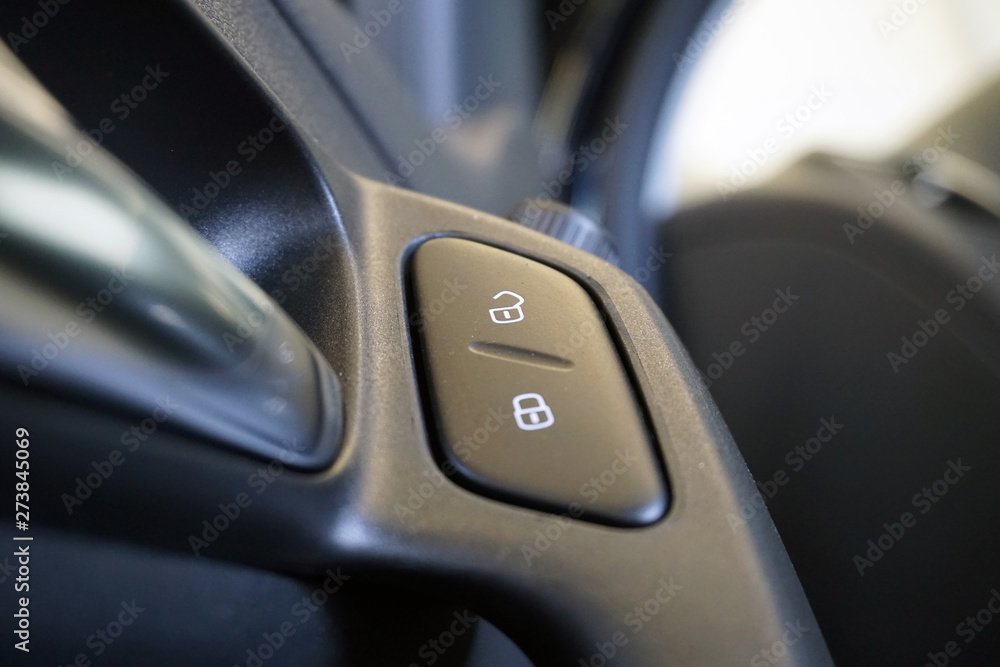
[508,199,620,266]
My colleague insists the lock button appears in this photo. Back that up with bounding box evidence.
[410,238,668,527]
[512,393,555,430]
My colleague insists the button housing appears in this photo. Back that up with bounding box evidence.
[410,238,668,526]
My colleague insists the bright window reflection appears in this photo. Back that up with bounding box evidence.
[643,0,1000,218]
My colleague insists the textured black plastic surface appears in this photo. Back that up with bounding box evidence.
[411,238,665,526]
[0,1,831,665]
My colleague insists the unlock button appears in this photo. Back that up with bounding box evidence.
[489,290,525,324]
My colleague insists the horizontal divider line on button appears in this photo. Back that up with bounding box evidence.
[467,342,574,371]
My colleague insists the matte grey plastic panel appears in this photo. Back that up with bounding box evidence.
[0,2,832,665]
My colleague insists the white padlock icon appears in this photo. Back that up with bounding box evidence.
[489,290,525,324]
[513,392,555,431]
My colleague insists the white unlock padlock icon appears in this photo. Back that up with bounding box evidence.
[489,290,525,324]
[513,393,555,431]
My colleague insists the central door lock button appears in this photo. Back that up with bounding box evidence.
[410,238,668,526]
[512,393,556,431]
[489,291,526,324]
